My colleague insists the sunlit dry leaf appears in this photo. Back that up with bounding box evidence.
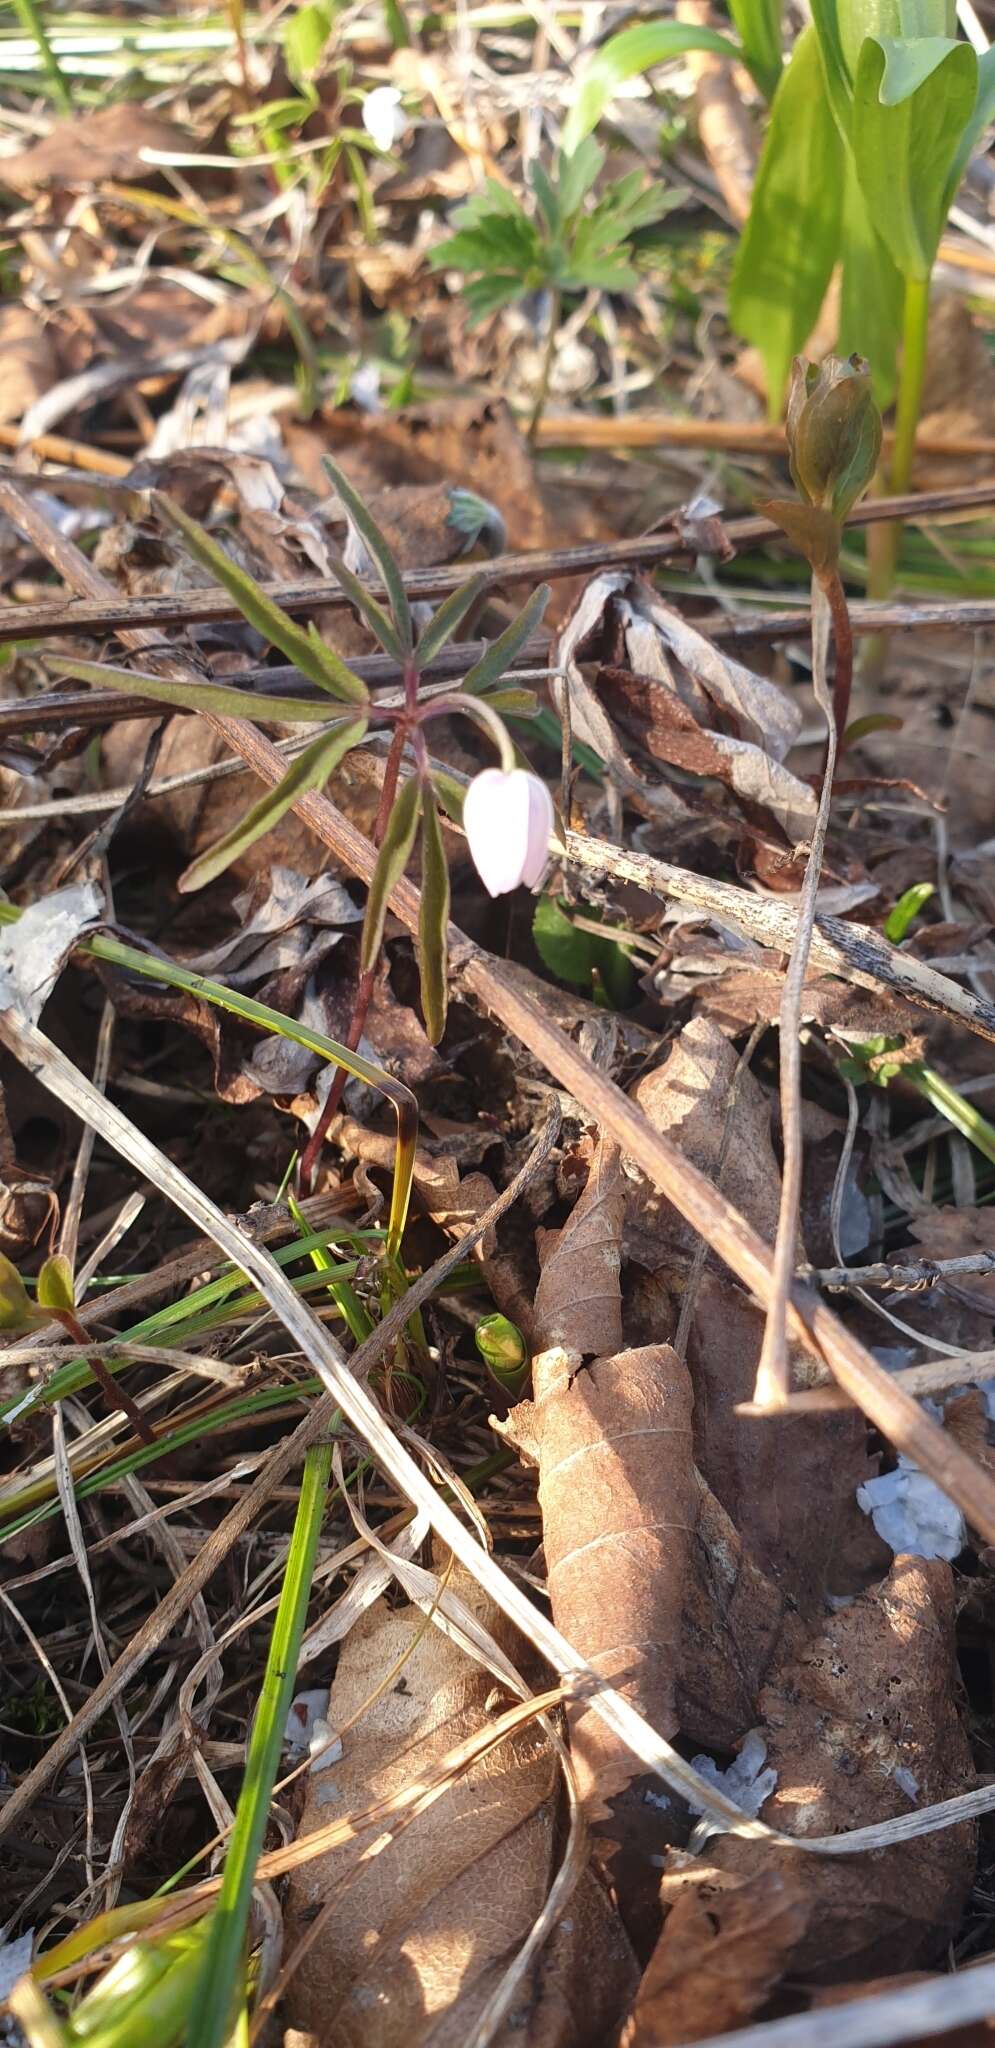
[497,1343,695,1817]
[622,1869,810,2046]
[534,1131,624,1358]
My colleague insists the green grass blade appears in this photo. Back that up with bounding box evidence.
[180,716,367,890]
[186,1441,331,2048]
[156,496,369,705]
[322,457,413,656]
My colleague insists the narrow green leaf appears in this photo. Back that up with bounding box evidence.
[319,554,403,663]
[51,655,338,724]
[414,573,487,669]
[555,136,604,217]
[461,584,551,695]
[361,774,421,972]
[838,152,904,408]
[810,0,855,138]
[0,1251,43,1333]
[179,717,368,891]
[36,1254,75,1313]
[562,21,747,153]
[322,457,413,656]
[727,0,782,99]
[852,36,977,279]
[729,28,843,417]
[418,788,450,1044]
[155,497,368,705]
[187,1442,331,2048]
[431,770,466,826]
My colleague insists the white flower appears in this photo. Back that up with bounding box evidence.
[362,85,408,154]
[463,768,554,897]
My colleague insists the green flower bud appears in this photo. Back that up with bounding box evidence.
[0,1251,45,1333]
[786,354,882,523]
[475,1312,529,1393]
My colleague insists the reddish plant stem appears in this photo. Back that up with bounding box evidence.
[54,1307,155,1444]
[824,566,855,750]
[297,712,410,1195]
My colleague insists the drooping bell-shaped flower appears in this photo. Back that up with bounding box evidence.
[463,768,554,897]
[362,85,408,154]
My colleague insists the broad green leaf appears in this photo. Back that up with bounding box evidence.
[462,584,551,695]
[853,35,976,278]
[463,274,530,322]
[530,160,562,236]
[37,1254,75,1313]
[361,774,421,971]
[414,573,487,668]
[555,136,604,216]
[727,0,782,99]
[284,1,332,85]
[418,788,450,1044]
[562,21,745,153]
[810,0,856,137]
[946,42,995,207]
[322,457,413,657]
[51,656,340,724]
[873,30,963,100]
[180,717,367,891]
[729,28,844,416]
[838,0,956,76]
[156,496,369,705]
[838,153,903,407]
[321,550,403,662]
[532,896,634,1007]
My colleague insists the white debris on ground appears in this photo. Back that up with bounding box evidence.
[857,1457,967,1561]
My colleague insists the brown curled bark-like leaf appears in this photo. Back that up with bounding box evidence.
[497,1342,695,1819]
[533,1130,625,1358]
[622,1868,810,2046]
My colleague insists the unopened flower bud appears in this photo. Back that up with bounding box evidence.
[786,353,882,523]
[475,1312,529,1393]
[463,767,554,897]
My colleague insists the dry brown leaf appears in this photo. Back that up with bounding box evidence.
[701,1556,977,1981]
[0,305,57,425]
[601,665,815,844]
[496,1343,695,1818]
[0,105,191,193]
[534,1131,625,1358]
[625,1015,781,1266]
[621,1868,810,2046]
[678,1473,797,1751]
[284,1580,638,2047]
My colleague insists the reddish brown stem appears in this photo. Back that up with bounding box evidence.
[824,567,855,750]
[297,718,409,1195]
[55,1308,155,1445]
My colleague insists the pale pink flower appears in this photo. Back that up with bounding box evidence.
[463,768,554,897]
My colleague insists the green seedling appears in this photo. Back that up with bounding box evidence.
[475,1311,529,1395]
[839,1033,995,1169]
[429,138,682,433]
[52,468,550,1187]
[884,881,935,941]
[729,0,995,602]
[533,894,638,1009]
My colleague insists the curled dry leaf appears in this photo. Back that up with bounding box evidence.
[621,1868,810,2047]
[496,1343,695,1819]
[626,1017,873,1608]
[534,1131,625,1359]
[678,1474,798,1752]
[699,1556,977,1981]
[285,1577,638,2048]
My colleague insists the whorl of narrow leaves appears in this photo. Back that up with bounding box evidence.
[179,716,368,892]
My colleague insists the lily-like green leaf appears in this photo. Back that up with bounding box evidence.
[853,35,977,278]
[51,655,339,724]
[361,773,421,972]
[156,495,369,705]
[0,1251,44,1333]
[727,0,782,99]
[729,28,844,417]
[946,41,995,209]
[461,584,551,695]
[810,0,856,138]
[562,20,747,152]
[179,716,368,892]
[414,573,488,669]
[37,1254,75,1313]
[418,787,450,1044]
[322,457,413,657]
[838,153,904,408]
